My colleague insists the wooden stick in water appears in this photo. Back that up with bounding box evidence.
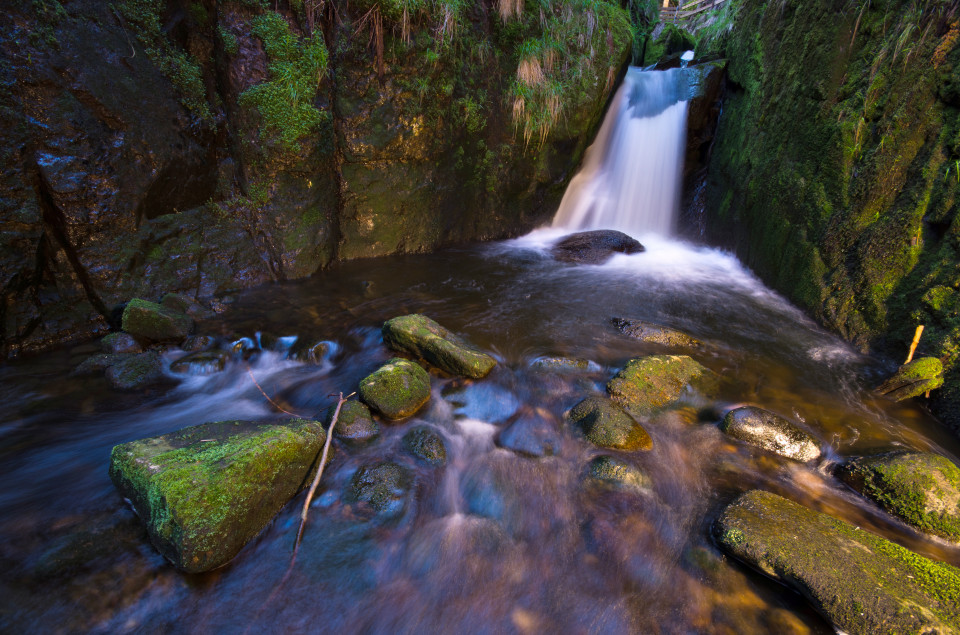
[905,325,924,364]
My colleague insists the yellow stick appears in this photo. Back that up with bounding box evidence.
[905,325,924,364]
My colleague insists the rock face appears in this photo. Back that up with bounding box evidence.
[359,358,431,419]
[587,455,651,493]
[720,406,821,462]
[607,355,717,415]
[612,318,704,349]
[109,418,326,573]
[381,314,496,379]
[550,230,645,265]
[121,299,194,342]
[329,401,379,447]
[714,490,960,634]
[402,427,447,466]
[876,358,945,402]
[567,396,652,451]
[837,452,960,543]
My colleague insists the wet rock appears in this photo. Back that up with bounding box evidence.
[160,293,215,321]
[550,230,645,264]
[719,407,821,462]
[587,455,651,493]
[837,451,960,543]
[567,396,652,451]
[612,318,703,349]
[99,333,142,354]
[181,335,216,352]
[382,314,496,379]
[402,426,447,466]
[530,356,598,373]
[714,490,960,634]
[359,358,431,419]
[121,299,194,342]
[347,461,412,516]
[105,352,164,390]
[231,336,257,357]
[495,410,561,458]
[289,338,330,364]
[109,418,326,573]
[876,357,944,401]
[607,355,718,415]
[328,400,380,447]
[170,351,230,376]
[74,353,129,375]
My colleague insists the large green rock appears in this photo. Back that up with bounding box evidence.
[720,406,821,462]
[381,314,496,379]
[109,418,326,573]
[837,451,960,543]
[607,355,718,415]
[121,299,194,342]
[715,490,960,634]
[567,396,652,451]
[358,358,431,419]
[876,358,945,402]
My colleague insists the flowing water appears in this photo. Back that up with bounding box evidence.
[2,70,960,633]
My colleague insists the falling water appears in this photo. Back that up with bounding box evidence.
[552,67,689,236]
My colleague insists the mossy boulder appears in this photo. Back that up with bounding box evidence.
[359,358,431,419]
[328,401,379,447]
[121,299,194,342]
[381,314,496,379]
[720,406,821,462]
[607,355,718,415]
[402,426,447,466]
[550,230,645,264]
[105,351,164,390]
[837,452,960,543]
[612,318,704,349]
[170,351,230,376]
[567,396,652,451]
[876,358,944,402]
[587,455,651,493]
[347,461,412,516]
[644,23,696,67]
[109,418,326,573]
[99,333,141,354]
[714,490,960,634]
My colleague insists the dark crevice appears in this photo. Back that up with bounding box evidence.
[325,7,345,262]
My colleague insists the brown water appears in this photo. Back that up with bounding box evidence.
[1,230,958,634]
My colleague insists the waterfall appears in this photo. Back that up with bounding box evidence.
[552,67,689,236]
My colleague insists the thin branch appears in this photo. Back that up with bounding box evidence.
[245,363,300,416]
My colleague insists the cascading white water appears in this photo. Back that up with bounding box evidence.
[552,67,689,236]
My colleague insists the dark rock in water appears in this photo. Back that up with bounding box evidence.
[382,314,496,379]
[551,230,645,264]
[328,401,379,447]
[612,318,703,349]
[160,293,216,321]
[588,455,651,493]
[109,418,326,573]
[402,426,447,466]
[99,333,142,354]
[359,358,431,419]
[496,410,561,458]
[105,351,164,390]
[837,451,960,543]
[876,357,944,401]
[170,351,230,376]
[530,356,598,373]
[607,355,718,415]
[181,335,216,352]
[714,490,960,634]
[289,337,330,364]
[348,461,412,516]
[720,406,821,462]
[75,353,130,375]
[121,299,194,342]
[230,337,257,358]
[567,396,652,451]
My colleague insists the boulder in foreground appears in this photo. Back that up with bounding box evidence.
[714,490,960,634]
[359,358,431,419]
[607,355,718,415]
[551,230,645,264]
[382,314,496,379]
[109,418,326,573]
[720,406,821,462]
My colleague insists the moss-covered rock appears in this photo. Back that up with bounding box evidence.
[328,400,379,448]
[121,299,194,342]
[381,314,496,379]
[358,358,431,419]
[612,318,704,349]
[644,23,697,67]
[607,355,718,415]
[99,333,142,354]
[714,489,960,634]
[169,351,230,376]
[347,461,412,516]
[837,451,960,543]
[105,351,164,390]
[550,230,645,264]
[876,357,945,402]
[567,396,652,451]
[109,418,326,573]
[530,356,598,373]
[587,455,651,493]
[402,426,447,466]
[720,406,821,462]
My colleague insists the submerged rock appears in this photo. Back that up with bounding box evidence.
[550,230,645,264]
[402,426,447,466]
[170,351,230,376]
[530,356,598,373]
[99,333,142,354]
[347,461,412,516]
[328,401,379,447]
[109,418,326,573]
[567,396,652,451]
[837,451,960,543]
[180,335,216,352]
[612,318,703,349]
[496,410,561,458]
[359,358,431,419]
[382,314,496,379]
[720,406,821,462]
[289,338,330,364]
[876,357,944,401]
[587,455,651,493]
[607,355,717,415]
[105,351,164,390]
[714,490,960,634]
[121,299,194,342]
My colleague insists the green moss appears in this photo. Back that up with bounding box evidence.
[568,395,652,451]
[121,298,193,341]
[358,358,431,419]
[381,314,496,378]
[218,25,239,56]
[606,355,717,415]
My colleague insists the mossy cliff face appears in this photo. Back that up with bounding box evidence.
[0,0,631,357]
[701,0,960,425]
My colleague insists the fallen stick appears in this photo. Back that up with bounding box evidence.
[905,325,924,364]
